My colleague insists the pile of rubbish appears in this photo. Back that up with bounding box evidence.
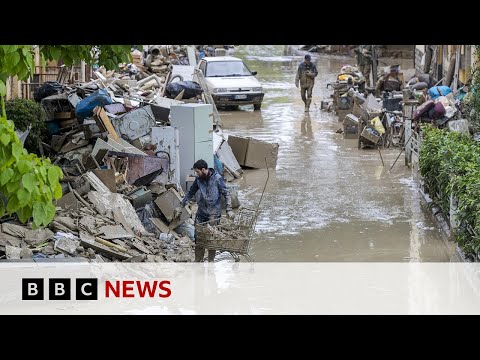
[399,70,471,129]
[337,65,365,86]
[0,180,197,262]
[0,46,282,262]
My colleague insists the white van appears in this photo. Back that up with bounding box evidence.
[194,56,264,110]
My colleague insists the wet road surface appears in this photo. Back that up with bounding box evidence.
[219,45,456,262]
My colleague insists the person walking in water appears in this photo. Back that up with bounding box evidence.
[295,54,318,112]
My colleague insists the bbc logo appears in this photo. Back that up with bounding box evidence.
[22,278,98,300]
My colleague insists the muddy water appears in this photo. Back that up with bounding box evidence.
[219,45,457,262]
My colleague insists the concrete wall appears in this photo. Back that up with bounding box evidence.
[415,47,425,74]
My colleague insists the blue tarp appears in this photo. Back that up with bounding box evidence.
[428,85,452,100]
[75,89,112,120]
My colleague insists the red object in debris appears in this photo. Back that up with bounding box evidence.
[413,100,435,120]
[107,151,169,186]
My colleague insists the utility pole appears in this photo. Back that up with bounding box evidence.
[372,45,378,87]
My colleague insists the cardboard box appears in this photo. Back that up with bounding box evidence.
[227,135,279,169]
[227,135,249,166]
[154,188,191,229]
[244,138,279,169]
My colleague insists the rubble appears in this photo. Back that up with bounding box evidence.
[1,46,271,263]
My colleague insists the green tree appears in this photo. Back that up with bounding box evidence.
[5,98,48,154]
[0,45,135,228]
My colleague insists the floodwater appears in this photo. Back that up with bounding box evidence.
[220,45,457,262]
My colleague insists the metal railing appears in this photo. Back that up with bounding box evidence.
[194,68,221,125]
[17,65,93,100]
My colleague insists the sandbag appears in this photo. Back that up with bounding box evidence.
[75,89,112,120]
[165,81,203,99]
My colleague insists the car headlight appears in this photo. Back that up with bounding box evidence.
[213,88,228,93]
[251,87,263,92]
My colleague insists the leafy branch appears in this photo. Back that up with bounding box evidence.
[0,45,135,227]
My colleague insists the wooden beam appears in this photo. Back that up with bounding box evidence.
[93,106,119,141]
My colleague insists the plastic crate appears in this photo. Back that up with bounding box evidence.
[360,127,381,144]
[344,114,359,127]
[383,97,402,111]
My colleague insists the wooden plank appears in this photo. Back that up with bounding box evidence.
[80,238,131,260]
[150,217,170,233]
[95,236,128,253]
[150,217,182,238]
[128,239,153,255]
[93,106,119,141]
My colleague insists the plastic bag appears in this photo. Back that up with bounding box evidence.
[165,81,203,99]
[428,85,452,100]
[75,89,112,120]
[33,81,64,102]
[370,116,385,134]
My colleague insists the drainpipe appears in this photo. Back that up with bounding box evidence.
[81,60,86,82]
[453,46,460,92]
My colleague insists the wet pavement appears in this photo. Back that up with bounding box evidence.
[220,45,457,262]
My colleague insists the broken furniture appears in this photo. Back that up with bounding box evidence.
[105,151,169,186]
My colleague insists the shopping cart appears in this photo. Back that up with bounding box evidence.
[194,158,271,262]
[195,207,258,262]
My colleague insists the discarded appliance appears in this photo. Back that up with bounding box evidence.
[110,105,156,142]
[106,151,169,186]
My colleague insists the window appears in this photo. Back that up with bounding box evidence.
[205,61,252,77]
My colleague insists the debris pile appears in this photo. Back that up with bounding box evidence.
[1,45,280,262]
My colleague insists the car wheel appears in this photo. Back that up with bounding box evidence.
[254,103,261,111]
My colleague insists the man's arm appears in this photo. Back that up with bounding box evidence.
[181,179,198,207]
[217,176,232,212]
[312,64,318,77]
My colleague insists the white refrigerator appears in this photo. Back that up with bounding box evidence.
[170,103,214,191]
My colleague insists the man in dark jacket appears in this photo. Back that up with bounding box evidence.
[375,65,404,97]
[181,159,233,262]
[295,54,318,112]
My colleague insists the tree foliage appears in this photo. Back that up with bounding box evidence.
[0,44,135,226]
[5,98,48,154]
[0,45,135,96]
[0,115,62,228]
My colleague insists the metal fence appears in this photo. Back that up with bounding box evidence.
[19,65,92,100]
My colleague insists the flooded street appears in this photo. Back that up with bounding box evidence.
[220,45,456,262]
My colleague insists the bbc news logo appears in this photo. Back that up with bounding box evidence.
[22,278,98,300]
[22,278,171,300]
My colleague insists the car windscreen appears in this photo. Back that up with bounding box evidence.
[205,61,252,77]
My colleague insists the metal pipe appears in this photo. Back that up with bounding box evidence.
[137,74,163,88]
